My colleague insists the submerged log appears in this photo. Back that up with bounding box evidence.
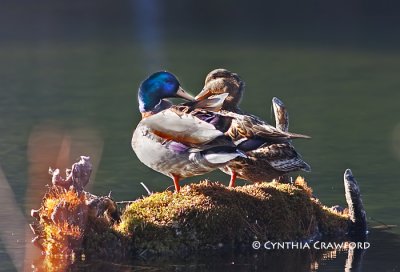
[30,157,367,259]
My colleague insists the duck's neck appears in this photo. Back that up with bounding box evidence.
[138,84,166,113]
[139,96,159,113]
[222,95,242,113]
[138,93,160,118]
[140,99,173,119]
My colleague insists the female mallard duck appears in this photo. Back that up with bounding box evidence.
[132,71,247,192]
[194,68,311,186]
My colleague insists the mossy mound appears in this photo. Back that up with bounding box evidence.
[117,178,349,255]
[31,177,350,259]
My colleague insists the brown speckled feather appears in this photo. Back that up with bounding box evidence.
[221,143,310,183]
[219,110,310,141]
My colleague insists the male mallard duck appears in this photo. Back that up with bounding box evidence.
[195,68,311,186]
[131,71,246,192]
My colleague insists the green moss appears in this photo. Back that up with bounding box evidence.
[313,204,349,237]
[116,179,349,254]
[83,226,131,259]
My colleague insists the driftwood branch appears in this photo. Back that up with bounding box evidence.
[344,169,367,239]
[49,156,92,191]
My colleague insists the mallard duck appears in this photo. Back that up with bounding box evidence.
[194,68,311,186]
[131,71,246,192]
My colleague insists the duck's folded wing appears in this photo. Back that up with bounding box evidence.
[141,110,224,145]
[253,143,311,172]
[221,111,311,140]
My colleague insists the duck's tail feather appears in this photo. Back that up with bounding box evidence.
[300,161,312,172]
[270,157,311,172]
[285,131,311,139]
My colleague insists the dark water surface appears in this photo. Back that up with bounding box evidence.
[26,229,400,271]
[1,1,400,271]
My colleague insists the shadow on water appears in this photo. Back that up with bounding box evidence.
[29,228,400,272]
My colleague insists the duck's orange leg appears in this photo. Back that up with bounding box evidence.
[172,174,181,193]
[229,171,237,187]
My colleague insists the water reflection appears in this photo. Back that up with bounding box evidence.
[27,229,399,272]
[344,246,365,272]
[0,165,35,272]
[131,0,164,72]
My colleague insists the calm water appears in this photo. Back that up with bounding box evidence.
[1,2,400,271]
